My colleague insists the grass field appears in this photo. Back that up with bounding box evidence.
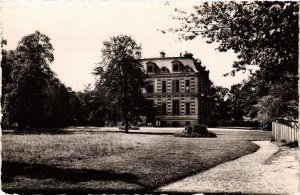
[2,127,271,193]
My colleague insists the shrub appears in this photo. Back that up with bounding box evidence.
[283,141,298,148]
[175,123,217,138]
[280,139,287,143]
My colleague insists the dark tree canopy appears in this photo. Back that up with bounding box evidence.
[76,84,106,126]
[228,84,244,121]
[170,1,298,83]
[1,31,85,129]
[2,31,54,128]
[94,35,149,132]
[209,86,233,123]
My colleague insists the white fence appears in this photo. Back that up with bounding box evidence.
[272,121,298,142]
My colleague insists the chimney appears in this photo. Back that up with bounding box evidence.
[160,51,166,58]
[180,52,182,57]
[184,51,193,58]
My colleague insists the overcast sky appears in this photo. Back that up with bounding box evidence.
[2,1,253,92]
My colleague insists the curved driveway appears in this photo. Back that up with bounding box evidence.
[157,141,298,194]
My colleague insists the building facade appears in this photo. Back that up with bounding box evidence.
[141,51,212,127]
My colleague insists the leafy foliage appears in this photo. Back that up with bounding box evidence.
[1,32,84,129]
[76,84,105,126]
[171,2,298,81]
[94,35,151,132]
[169,2,298,124]
[2,31,54,128]
[252,83,298,128]
[253,95,282,129]
[228,84,244,121]
[209,85,232,123]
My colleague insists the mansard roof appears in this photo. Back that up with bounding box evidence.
[141,57,202,73]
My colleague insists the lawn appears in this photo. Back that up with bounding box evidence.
[2,127,271,193]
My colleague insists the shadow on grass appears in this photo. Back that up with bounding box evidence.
[2,129,175,136]
[2,161,148,190]
[127,131,175,136]
[2,128,74,135]
[3,129,227,137]
[215,126,261,130]
[85,130,175,136]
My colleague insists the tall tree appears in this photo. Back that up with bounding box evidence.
[170,2,298,81]
[237,76,266,120]
[1,40,16,127]
[253,95,283,129]
[2,31,55,128]
[209,85,232,123]
[168,1,298,124]
[228,84,244,121]
[94,35,147,132]
[77,84,106,126]
[2,32,86,129]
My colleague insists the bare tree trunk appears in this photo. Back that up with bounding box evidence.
[124,93,129,133]
[125,116,129,133]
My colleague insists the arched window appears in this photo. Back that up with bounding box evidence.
[146,61,158,73]
[182,65,194,72]
[171,60,182,72]
[161,66,170,73]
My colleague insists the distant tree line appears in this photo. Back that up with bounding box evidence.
[209,75,298,129]
[208,84,255,127]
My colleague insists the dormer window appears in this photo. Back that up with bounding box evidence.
[186,67,193,72]
[173,64,179,72]
[171,60,183,72]
[147,64,154,73]
[146,61,159,73]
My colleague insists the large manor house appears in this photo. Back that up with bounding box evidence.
[141,51,212,127]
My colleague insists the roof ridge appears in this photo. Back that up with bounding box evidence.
[141,57,194,60]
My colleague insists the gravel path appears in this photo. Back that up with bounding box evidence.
[157,141,298,194]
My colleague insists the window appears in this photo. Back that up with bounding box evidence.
[161,67,170,73]
[185,103,190,115]
[146,81,153,93]
[173,64,179,72]
[161,121,167,127]
[162,81,166,93]
[172,100,180,115]
[186,67,193,72]
[172,122,180,127]
[199,81,202,93]
[172,80,180,93]
[149,100,154,106]
[162,103,167,115]
[147,65,154,73]
[185,80,190,92]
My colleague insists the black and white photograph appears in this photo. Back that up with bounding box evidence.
[1,1,299,194]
